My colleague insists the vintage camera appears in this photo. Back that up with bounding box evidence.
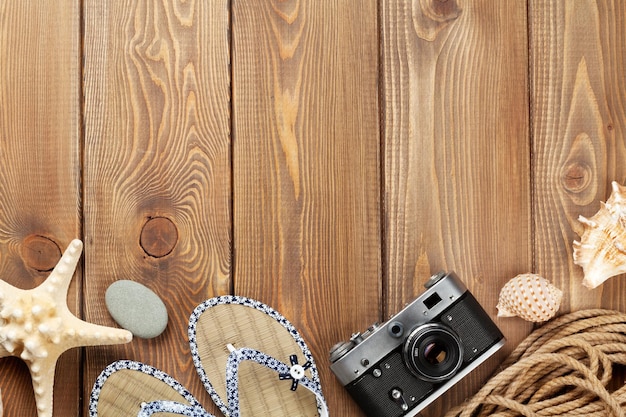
[329,272,505,417]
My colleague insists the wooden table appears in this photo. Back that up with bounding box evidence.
[0,1,624,416]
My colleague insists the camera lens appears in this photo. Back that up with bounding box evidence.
[403,324,463,382]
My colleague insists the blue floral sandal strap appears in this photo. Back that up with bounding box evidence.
[225,346,329,417]
[189,296,327,417]
[89,360,211,417]
[138,400,215,417]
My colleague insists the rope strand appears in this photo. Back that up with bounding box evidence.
[445,310,626,417]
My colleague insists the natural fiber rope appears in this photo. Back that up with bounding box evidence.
[444,309,626,417]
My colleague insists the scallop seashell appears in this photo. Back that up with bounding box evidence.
[496,273,563,322]
[573,181,626,289]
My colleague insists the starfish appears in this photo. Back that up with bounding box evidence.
[0,239,132,417]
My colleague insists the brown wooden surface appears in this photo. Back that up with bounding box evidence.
[0,1,82,416]
[0,1,624,417]
[381,1,532,415]
[81,1,231,416]
[231,1,381,415]
[530,0,626,313]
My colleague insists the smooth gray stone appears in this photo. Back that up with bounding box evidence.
[105,280,168,339]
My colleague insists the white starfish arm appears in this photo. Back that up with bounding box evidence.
[0,278,13,293]
[40,239,83,298]
[0,279,18,358]
[62,315,132,349]
[0,344,9,358]
[30,360,56,417]
[0,238,132,417]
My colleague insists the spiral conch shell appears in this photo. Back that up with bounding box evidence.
[496,274,563,322]
[573,181,626,289]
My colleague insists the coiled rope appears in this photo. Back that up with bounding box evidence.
[445,309,626,417]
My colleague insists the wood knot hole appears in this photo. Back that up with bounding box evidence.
[432,0,460,17]
[21,235,62,272]
[412,0,462,41]
[561,162,592,193]
[140,217,178,258]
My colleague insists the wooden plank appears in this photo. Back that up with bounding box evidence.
[231,1,381,415]
[82,1,230,415]
[530,0,626,311]
[381,1,531,416]
[0,1,82,416]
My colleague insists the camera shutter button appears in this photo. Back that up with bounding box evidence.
[350,332,364,344]
[425,271,448,288]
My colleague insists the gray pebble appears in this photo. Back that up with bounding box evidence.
[105,280,168,339]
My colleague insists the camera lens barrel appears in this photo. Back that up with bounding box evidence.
[403,324,463,382]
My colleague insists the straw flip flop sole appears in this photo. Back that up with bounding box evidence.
[89,360,209,417]
[189,296,324,417]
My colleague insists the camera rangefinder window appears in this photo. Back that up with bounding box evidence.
[423,292,442,309]
[404,324,463,382]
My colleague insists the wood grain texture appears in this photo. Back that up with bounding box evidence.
[0,2,625,417]
[231,1,381,415]
[0,1,82,416]
[530,0,626,311]
[381,1,531,415]
[82,1,230,415]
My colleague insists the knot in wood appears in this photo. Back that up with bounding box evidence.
[561,162,592,194]
[412,0,462,41]
[140,217,178,258]
[21,235,62,272]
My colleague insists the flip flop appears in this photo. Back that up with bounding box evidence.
[189,296,328,417]
[89,360,214,417]
[90,296,328,417]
